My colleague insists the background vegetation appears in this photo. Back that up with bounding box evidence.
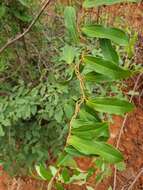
[0,0,142,189]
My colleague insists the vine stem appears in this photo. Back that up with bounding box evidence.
[0,0,52,55]
[66,58,86,145]
[47,168,61,190]
[113,73,142,190]
[47,59,86,190]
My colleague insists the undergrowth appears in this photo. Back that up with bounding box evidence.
[0,1,141,189]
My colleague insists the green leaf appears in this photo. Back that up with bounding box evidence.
[55,108,63,123]
[84,56,132,80]
[64,103,74,119]
[13,10,32,22]
[64,6,79,43]
[65,146,85,157]
[82,24,129,46]
[100,39,119,63]
[57,153,77,168]
[35,164,52,181]
[0,125,4,137]
[71,122,109,140]
[79,106,100,122]
[49,166,57,176]
[87,97,134,115]
[68,135,123,163]
[126,32,138,58]
[55,183,64,190]
[83,0,139,8]
[61,168,70,183]
[85,72,114,83]
[18,0,31,7]
[116,162,126,171]
[71,119,96,129]
[95,173,104,183]
[61,45,76,64]
[0,5,6,19]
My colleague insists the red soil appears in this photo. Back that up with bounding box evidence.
[0,2,143,190]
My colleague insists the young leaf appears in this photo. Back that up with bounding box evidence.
[61,45,76,64]
[83,0,139,8]
[100,39,119,63]
[64,6,79,43]
[87,97,134,115]
[82,24,129,46]
[68,135,123,163]
[116,162,126,171]
[35,164,52,181]
[84,56,132,80]
[49,166,58,176]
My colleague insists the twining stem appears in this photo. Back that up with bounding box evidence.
[47,58,86,190]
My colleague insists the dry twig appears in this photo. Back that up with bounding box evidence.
[0,0,52,55]
[127,168,143,190]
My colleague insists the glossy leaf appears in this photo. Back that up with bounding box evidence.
[100,39,119,63]
[68,135,123,163]
[82,24,129,46]
[83,0,139,8]
[64,6,79,43]
[84,56,132,80]
[87,97,134,115]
